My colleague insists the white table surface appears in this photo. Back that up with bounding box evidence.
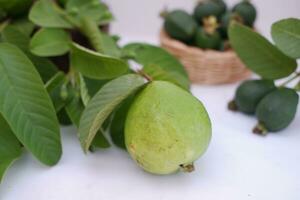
[0,83,300,200]
[1,0,300,199]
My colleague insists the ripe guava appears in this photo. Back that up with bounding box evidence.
[125,81,212,175]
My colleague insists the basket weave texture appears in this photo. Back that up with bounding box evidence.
[160,30,252,84]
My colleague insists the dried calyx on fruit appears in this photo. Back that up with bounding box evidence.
[125,81,212,175]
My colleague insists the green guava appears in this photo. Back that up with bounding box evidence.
[193,0,225,23]
[232,0,257,27]
[164,10,197,43]
[194,27,222,50]
[125,81,212,175]
[218,11,244,39]
[229,80,276,114]
[254,88,299,134]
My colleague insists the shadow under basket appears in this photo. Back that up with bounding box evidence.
[160,30,252,85]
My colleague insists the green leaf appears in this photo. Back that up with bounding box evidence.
[0,43,62,166]
[83,76,109,97]
[66,0,113,25]
[91,130,111,150]
[0,115,22,183]
[110,95,136,149]
[78,74,91,106]
[271,18,300,59]
[30,28,71,57]
[1,24,58,82]
[29,0,73,28]
[65,87,85,127]
[1,24,29,51]
[100,33,121,57]
[78,74,146,152]
[70,43,129,79]
[9,18,35,37]
[45,72,68,112]
[123,43,190,90]
[229,23,297,80]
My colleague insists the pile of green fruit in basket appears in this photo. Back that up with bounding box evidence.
[0,0,212,184]
[162,0,256,50]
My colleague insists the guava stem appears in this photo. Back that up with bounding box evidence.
[137,70,153,82]
[253,122,268,136]
[228,100,238,111]
[279,72,300,88]
[180,163,195,173]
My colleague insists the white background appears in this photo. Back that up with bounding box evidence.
[1,0,300,199]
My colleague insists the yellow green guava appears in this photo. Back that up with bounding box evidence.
[125,81,212,175]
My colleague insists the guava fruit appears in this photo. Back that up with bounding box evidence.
[194,27,222,50]
[193,0,225,23]
[229,80,275,114]
[232,0,257,27]
[218,11,243,39]
[125,81,212,175]
[0,0,33,18]
[164,10,197,43]
[254,88,299,134]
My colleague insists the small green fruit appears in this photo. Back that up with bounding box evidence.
[254,88,299,133]
[194,0,225,23]
[125,81,212,175]
[218,12,243,39]
[164,10,197,43]
[230,80,275,114]
[232,0,257,27]
[212,0,227,14]
[194,27,222,50]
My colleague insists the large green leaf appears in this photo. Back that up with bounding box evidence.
[30,28,71,57]
[0,43,62,166]
[66,0,113,25]
[29,0,73,28]
[123,43,190,90]
[0,115,22,183]
[70,43,129,79]
[271,18,300,59]
[1,25,58,82]
[78,74,145,152]
[229,24,297,80]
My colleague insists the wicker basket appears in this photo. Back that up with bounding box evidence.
[160,30,251,84]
